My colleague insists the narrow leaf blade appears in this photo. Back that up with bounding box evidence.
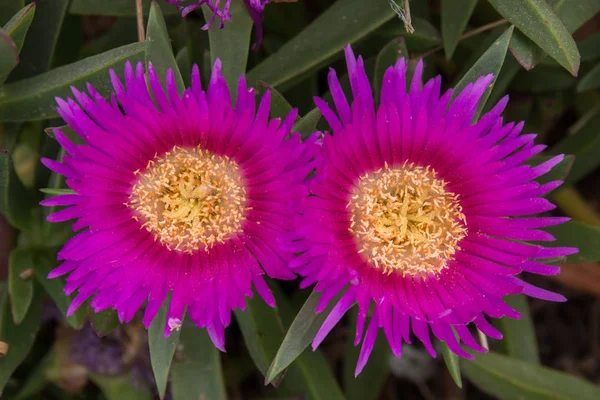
[441,0,478,59]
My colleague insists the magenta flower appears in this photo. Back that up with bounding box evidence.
[41,60,315,350]
[285,45,577,375]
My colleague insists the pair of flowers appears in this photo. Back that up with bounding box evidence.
[41,45,575,375]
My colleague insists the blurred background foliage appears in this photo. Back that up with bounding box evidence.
[0,0,600,399]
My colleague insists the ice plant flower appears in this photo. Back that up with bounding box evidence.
[285,45,577,375]
[41,60,315,350]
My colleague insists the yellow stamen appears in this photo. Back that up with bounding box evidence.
[348,162,467,277]
[128,146,248,254]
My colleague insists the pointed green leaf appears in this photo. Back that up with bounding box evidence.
[265,289,347,384]
[577,62,600,92]
[171,326,226,400]
[0,150,36,230]
[39,188,76,196]
[69,0,178,16]
[8,248,34,325]
[234,290,286,381]
[442,342,463,388]
[35,252,87,329]
[247,0,396,90]
[90,373,153,400]
[293,107,321,139]
[255,81,294,120]
[203,0,252,100]
[374,37,408,102]
[462,351,600,400]
[550,104,600,184]
[146,1,184,93]
[453,26,514,119]
[0,283,42,393]
[488,0,581,76]
[0,30,18,84]
[89,309,120,338]
[498,295,540,363]
[3,3,36,54]
[343,308,390,399]
[149,295,182,400]
[0,42,145,121]
[441,0,477,60]
[9,0,69,81]
[0,0,24,26]
[484,54,521,112]
[545,221,600,263]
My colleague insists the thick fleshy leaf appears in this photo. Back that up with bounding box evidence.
[0,30,18,84]
[293,107,321,139]
[69,0,178,16]
[35,252,87,329]
[2,3,36,54]
[550,104,600,184]
[0,150,36,230]
[443,342,463,388]
[374,37,408,102]
[489,0,579,76]
[577,62,600,92]
[9,0,69,81]
[146,1,184,93]
[441,0,477,60]
[0,42,145,121]
[234,290,286,383]
[247,0,395,90]
[171,326,226,400]
[203,0,252,100]
[255,81,294,120]
[0,283,42,393]
[343,308,390,399]
[545,221,600,263]
[89,309,120,338]
[463,351,600,400]
[8,248,34,325]
[90,374,152,400]
[497,295,540,363]
[265,289,346,385]
[149,295,182,400]
[453,26,514,118]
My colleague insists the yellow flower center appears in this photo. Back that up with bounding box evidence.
[348,162,467,277]
[128,146,248,254]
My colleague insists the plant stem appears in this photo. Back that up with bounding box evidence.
[136,0,145,42]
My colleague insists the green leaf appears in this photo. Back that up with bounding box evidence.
[453,26,514,119]
[0,150,36,230]
[3,3,36,54]
[488,0,581,75]
[551,0,600,32]
[69,0,178,16]
[497,295,540,363]
[265,289,346,385]
[462,351,600,400]
[484,54,521,112]
[247,0,396,90]
[545,221,600,263]
[171,326,226,400]
[0,283,42,393]
[90,374,153,400]
[550,104,600,183]
[8,249,34,325]
[234,290,286,382]
[377,18,441,53]
[255,81,294,120]
[146,1,184,93]
[441,0,477,60]
[442,342,463,388]
[89,309,120,338]
[343,308,390,400]
[149,295,182,400]
[0,42,145,121]
[35,252,87,329]
[577,62,600,92]
[9,0,69,81]
[203,0,252,100]
[0,0,24,26]
[293,107,321,139]
[0,30,18,84]
[374,38,408,102]
[39,188,76,195]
